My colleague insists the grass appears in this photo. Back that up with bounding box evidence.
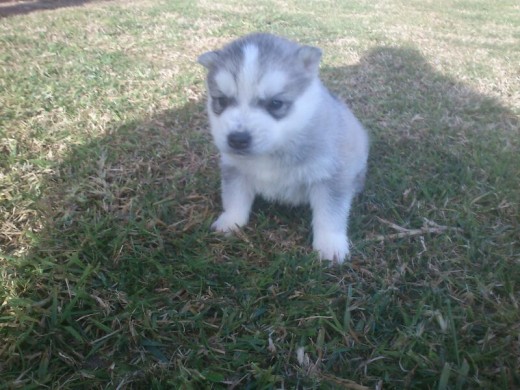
[1,0,519,388]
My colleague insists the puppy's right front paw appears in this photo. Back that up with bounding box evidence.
[211,212,247,234]
[313,232,350,264]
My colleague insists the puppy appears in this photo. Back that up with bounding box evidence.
[198,33,369,263]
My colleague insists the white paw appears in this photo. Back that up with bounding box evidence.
[313,233,350,263]
[211,212,248,234]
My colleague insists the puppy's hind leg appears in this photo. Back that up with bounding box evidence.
[212,164,255,234]
[309,182,355,263]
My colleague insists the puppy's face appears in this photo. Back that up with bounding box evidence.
[198,34,322,157]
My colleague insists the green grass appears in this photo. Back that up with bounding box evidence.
[1,0,519,388]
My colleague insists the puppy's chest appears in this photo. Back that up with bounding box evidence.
[254,170,308,204]
[240,159,328,205]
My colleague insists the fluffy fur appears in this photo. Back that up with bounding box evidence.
[198,33,369,263]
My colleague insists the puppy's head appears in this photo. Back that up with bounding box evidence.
[198,33,322,156]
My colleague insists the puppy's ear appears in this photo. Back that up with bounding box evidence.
[297,45,322,74]
[197,50,220,69]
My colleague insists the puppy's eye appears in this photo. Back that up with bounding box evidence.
[216,96,229,109]
[267,99,284,111]
[264,98,290,119]
[211,95,233,115]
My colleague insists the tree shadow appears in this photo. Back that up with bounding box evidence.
[2,45,519,387]
[0,0,106,18]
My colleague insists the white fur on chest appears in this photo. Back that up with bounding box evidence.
[225,154,335,205]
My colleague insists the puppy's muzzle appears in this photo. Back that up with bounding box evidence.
[227,131,252,151]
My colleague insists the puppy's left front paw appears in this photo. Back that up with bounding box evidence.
[313,233,350,264]
[211,211,248,234]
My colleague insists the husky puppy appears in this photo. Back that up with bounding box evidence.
[198,33,369,263]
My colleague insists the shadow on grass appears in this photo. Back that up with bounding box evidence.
[329,47,519,249]
[2,46,519,388]
[0,0,104,18]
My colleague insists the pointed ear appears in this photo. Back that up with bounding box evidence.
[297,45,322,74]
[197,50,220,69]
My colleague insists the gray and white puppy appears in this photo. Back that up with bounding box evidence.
[198,33,369,263]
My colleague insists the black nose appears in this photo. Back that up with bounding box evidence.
[227,131,251,150]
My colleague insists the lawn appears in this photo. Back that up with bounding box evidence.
[1,0,519,388]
